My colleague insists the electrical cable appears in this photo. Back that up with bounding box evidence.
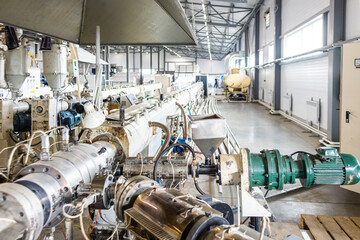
[152,142,207,195]
[290,151,314,157]
[290,151,326,161]
[153,142,195,181]
[78,128,91,140]
[194,179,206,195]
[86,210,99,239]
[8,131,41,146]
[62,220,66,238]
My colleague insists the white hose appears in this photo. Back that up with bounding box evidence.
[49,141,63,152]
[79,203,90,240]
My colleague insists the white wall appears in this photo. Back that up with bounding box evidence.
[110,50,163,71]
[281,56,329,129]
[198,59,225,74]
[109,51,225,74]
[282,0,329,35]
[257,0,276,106]
[259,0,275,48]
[248,0,331,130]
[345,0,360,40]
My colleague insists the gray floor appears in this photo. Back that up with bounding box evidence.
[218,102,360,224]
[53,102,360,239]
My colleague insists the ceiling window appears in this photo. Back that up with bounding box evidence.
[283,15,323,58]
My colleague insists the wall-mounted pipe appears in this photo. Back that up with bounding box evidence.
[224,51,245,73]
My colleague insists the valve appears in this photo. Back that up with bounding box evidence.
[40,135,51,161]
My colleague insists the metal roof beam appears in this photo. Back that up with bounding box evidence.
[180,2,253,10]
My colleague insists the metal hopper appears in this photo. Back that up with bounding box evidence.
[189,114,227,160]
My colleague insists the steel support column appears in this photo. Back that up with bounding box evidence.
[327,0,345,142]
[126,46,129,83]
[158,46,160,72]
[133,48,135,72]
[274,0,282,110]
[253,10,260,100]
[239,36,242,51]
[244,28,248,68]
[163,47,166,71]
[140,46,143,85]
[150,46,153,74]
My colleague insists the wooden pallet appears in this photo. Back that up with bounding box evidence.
[301,214,360,240]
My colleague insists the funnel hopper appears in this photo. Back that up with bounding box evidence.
[189,114,226,159]
[5,45,29,97]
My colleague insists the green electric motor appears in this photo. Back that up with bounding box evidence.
[248,147,360,190]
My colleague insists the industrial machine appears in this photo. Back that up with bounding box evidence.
[0,23,359,240]
[114,176,265,240]
[0,132,119,239]
[223,52,251,102]
[340,42,360,194]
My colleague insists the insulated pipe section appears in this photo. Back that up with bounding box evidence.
[12,101,30,113]
[0,139,118,240]
[219,147,360,190]
[176,102,188,139]
[224,51,245,73]
[149,121,170,161]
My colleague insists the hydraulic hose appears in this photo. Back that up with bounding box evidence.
[193,165,206,195]
[153,142,195,181]
[176,102,188,139]
[149,121,171,161]
[152,142,206,195]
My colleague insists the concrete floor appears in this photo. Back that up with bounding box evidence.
[53,101,360,239]
[217,102,360,224]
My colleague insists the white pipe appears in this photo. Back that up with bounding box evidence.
[94,25,102,109]
[12,101,29,113]
[96,26,100,67]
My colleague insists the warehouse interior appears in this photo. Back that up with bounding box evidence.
[0,0,359,239]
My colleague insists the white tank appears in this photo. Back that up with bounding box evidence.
[4,45,29,97]
[42,44,68,94]
[225,69,251,93]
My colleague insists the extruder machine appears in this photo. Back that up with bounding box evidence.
[0,29,358,240]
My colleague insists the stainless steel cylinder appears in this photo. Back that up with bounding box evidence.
[0,140,118,239]
[115,176,229,240]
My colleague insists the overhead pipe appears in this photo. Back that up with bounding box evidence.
[224,51,245,73]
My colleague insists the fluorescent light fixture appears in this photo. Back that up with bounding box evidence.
[201,0,212,60]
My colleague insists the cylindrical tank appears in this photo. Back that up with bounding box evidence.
[0,140,118,239]
[225,68,251,93]
[42,44,68,94]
